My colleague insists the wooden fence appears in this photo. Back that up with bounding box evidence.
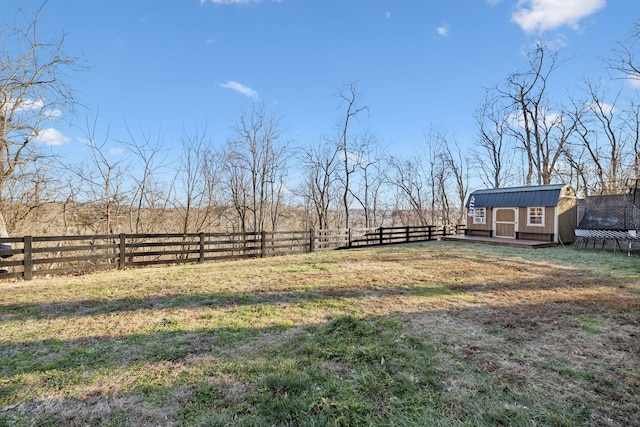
[0,225,464,280]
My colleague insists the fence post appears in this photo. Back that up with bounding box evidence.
[23,236,33,280]
[260,230,266,258]
[348,229,352,248]
[379,227,384,245]
[119,233,126,269]
[443,226,447,237]
[406,226,410,242]
[428,226,433,241]
[199,233,205,263]
[309,229,315,253]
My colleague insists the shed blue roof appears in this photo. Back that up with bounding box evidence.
[466,184,568,208]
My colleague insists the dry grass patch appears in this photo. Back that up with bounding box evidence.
[0,242,638,426]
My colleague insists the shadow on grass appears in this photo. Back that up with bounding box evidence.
[1,291,637,377]
[0,323,283,376]
[0,313,611,427]
[0,284,460,322]
[2,243,637,325]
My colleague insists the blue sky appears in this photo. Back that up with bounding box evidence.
[3,0,637,161]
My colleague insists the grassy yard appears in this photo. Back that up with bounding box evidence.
[0,241,638,426]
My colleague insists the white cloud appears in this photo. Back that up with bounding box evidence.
[629,78,640,89]
[542,34,568,51]
[338,150,367,165]
[219,81,259,99]
[44,108,62,118]
[385,11,391,20]
[586,101,617,115]
[33,128,71,146]
[512,0,606,33]
[9,97,59,117]
[13,98,45,112]
[437,25,450,37]
[507,108,563,130]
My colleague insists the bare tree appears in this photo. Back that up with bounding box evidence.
[119,125,173,233]
[388,155,430,226]
[59,172,83,235]
[0,161,59,235]
[335,81,368,229]
[390,128,468,228]
[421,128,453,226]
[224,153,250,233]
[73,118,129,235]
[224,102,287,233]
[298,137,341,230]
[0,2,78,199]
[425,142,444,226]
[432,159,450,226]
[174,125,221,234]
[0,3,79,237]
[498,43,576,185]
[267,171,287,232]
[564,81,640,195]
[628,100,640,179]
[440,137,470,225]
[606,21,640,85]
[606,22,640,180]
[474,91,515,188]
[349,132,388,228]
[575,83,627,193]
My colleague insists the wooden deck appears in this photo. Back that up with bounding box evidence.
[442,234,558,249]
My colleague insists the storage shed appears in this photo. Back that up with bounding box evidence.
[465,184,578,244]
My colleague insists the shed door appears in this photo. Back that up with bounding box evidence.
[494,208,517,238]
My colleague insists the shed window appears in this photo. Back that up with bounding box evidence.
[473,208,486,224]
[528,207,544,226]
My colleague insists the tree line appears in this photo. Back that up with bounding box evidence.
[1,6,639,237]
[475,39,640,195]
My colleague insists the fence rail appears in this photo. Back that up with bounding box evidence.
[0,225,464,280]
[347,225,457,247]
